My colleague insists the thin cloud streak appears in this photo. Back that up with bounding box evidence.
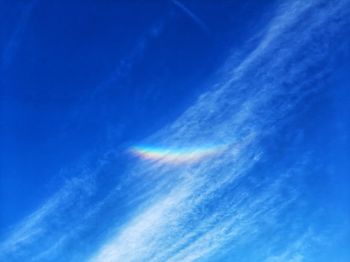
[1,0,37,70]
[171,0,209,33]
[97,21,166,93]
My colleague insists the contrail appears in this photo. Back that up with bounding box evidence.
[171,0,209,33]
[1,0,38,70]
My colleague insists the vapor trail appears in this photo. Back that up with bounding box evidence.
[171,0,209,33]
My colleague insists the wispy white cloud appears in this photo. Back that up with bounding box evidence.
[0,174,95,260]
[87,1,350,261]
[265,228,316,262]
[88,1,350,261]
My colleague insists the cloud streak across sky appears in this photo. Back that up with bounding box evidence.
[1,0,349,261]
[1,0,37,70]
[171,0,209,33]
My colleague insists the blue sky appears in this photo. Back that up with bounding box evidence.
[0,0,349,261]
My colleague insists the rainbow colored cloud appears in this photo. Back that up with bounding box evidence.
[129,144,225,164]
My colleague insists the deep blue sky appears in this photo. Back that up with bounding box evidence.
[1,1,349,261]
